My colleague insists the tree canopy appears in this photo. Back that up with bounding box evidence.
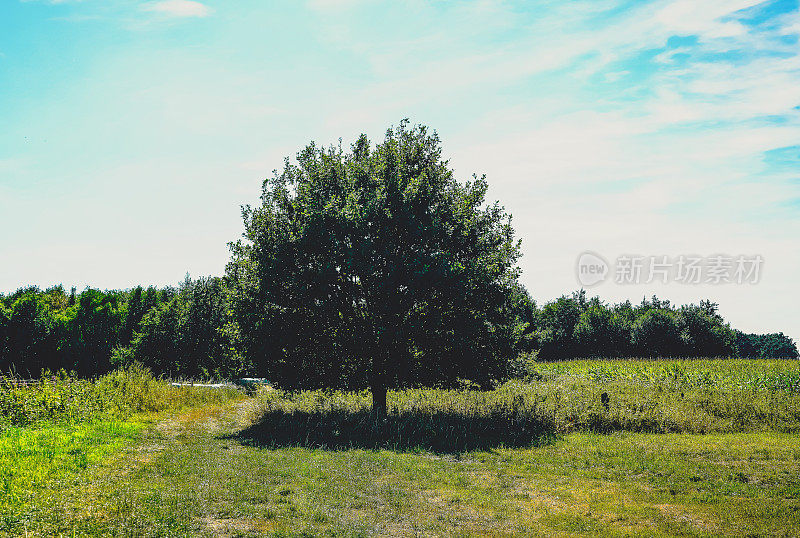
[226,121,528,417]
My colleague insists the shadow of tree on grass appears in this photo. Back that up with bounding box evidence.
[228,408,556,453]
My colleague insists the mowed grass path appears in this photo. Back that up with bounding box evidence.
[13,398,800,537]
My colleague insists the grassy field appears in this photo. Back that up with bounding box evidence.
[2,359,799,536]
[0,419,143,530]
[0,366,243,533]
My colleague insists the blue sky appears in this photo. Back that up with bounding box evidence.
[1,0,799,339]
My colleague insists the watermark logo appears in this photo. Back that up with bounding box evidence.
[576,251,610,287]
[575,253,763,287]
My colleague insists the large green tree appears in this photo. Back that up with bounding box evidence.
[227,121,527,419]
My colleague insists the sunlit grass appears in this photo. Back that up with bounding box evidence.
[0,367,245,533]
[526,358,800,392]
[0,419,143,529]
[18,407,798,536]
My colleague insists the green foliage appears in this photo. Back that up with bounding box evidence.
[630,308,684,357]
[0,372,111,429]
[0,365,242,431]
[514,359,800,432]
[735,330,799,359]
[228,121,527,409]
[96,364,243,413]
[528,294,781,360]
[522,358,800,393]
[70,289,124,375]
[130,276,244,378]
[0,284,795,377]
[534,293,583,359]
[0,285,174,376]
[0,127,795,378]
[2,292,58,375]
[572,297,630,358]
[0,280,249,380]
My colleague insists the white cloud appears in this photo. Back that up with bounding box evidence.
[143,0,211,18]
[307,0,364,10]
[652,0,760,39]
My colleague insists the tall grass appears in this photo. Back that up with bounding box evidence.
[514,358,800,433]
[242,359,800,452]
[523,358,800,392]
[0,364,242,431]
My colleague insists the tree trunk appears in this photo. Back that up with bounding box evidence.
[371,381,387,425]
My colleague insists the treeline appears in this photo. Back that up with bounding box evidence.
[0,285,168,377]
[0,284,796,378]
[0,277,246,378]
[734,331,799,362]
[523,291,798,361]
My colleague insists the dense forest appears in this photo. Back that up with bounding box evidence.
[0,281,795,378]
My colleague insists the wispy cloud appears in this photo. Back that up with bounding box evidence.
[142,0,211,18]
